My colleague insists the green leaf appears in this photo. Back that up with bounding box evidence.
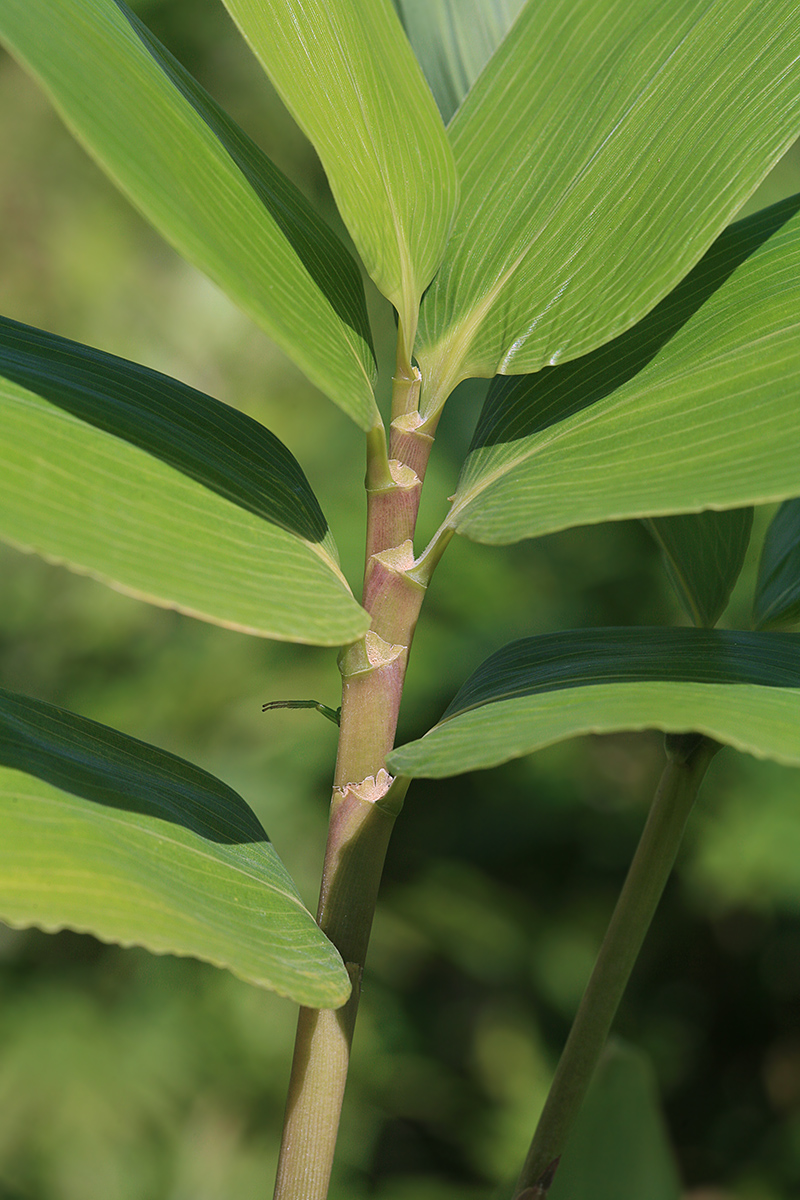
[414,0,800,412]
[0,0,378,428]
[221,0,458,354]
[447,196,800,546]
[645,508,754,628]
[393,0,525,124]
[548,1041,681,1200]
[387,628,800,778]
[0,317,370,646]
[0,687,351,1007]
[753,499,800,630]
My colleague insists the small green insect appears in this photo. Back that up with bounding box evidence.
[262,699,341,727]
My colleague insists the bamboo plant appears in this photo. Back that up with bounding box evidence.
[1,0,800,1196]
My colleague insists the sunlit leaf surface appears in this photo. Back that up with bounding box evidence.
[222,0,458,349]
[448,197,800,545]
[0,319,370,645]
[415,0,800,411]
[388,628,800,777]
[0,0,378,426]
[0,688,351,1007]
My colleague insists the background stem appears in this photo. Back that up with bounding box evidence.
[513,735,721,1198]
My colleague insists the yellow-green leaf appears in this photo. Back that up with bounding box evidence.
[0,317,370,646]
[415,0,800,413]
[0,0,378,427]
[448,197,800,546]
[388,628,800,778]
[0,687,351,1007]
[222,0,458,355]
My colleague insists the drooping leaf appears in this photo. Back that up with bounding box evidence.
[414,0,800,413]
[387,628,800,778]
[0,687,351,1007]
[645,508,754,628]
[446,196,800,546]
[0,0,378,427]
[221,0,458,354]
[0,318,370,646]
[548,1041,681,1200]
[393,0,525,124]
[753,499,800,630]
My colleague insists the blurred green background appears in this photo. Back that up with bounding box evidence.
[2,3,800,1197]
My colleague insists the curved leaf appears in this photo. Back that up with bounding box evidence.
[645,508,753,628]
[388,628,800,778]
[394,0,525,124]
[0,0,378,427]
[0,320,370,646]
[221,0,458,352]
[549,1042,681,1200]
[753,498,800,629]
[415,0,800,412]
[448,196,800,545]
[0,687,351,1007]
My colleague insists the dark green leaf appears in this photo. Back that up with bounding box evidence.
[548,1041,680,1200]
[753,499,800,629]
[645,509,754,628]
[0,687,351,1007]
[387,628,800,777]
[0,0,378,426]
[0,318,370,645]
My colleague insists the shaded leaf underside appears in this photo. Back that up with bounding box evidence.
[753,498,800,629]
[644,508,754,628]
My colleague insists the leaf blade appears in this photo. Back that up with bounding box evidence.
[415,0,800,412]
[548,1042,681,1200]
[0,319,370,646]
[0,688,351,1007]
[645,508,754,628]
[450,197,800,545]
[394,0,525,124]
[753,499,800,629]
[0,0,378,426]
[222,0,459,350]
[388,628,800,777]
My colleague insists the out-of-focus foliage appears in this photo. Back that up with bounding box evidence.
[2,2,800,1197]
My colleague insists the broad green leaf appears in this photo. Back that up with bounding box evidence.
[387,628,800,778]
[753,499,800,629]
[0,0,378,428]
[548,1041,681,1200]
[645,509,754,628]
[0,687,351,1007]
[0,317,370,646]
[393,0,525,124]
[221,0,458,353]
[414,0,800,413]
[446,196,800,546]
